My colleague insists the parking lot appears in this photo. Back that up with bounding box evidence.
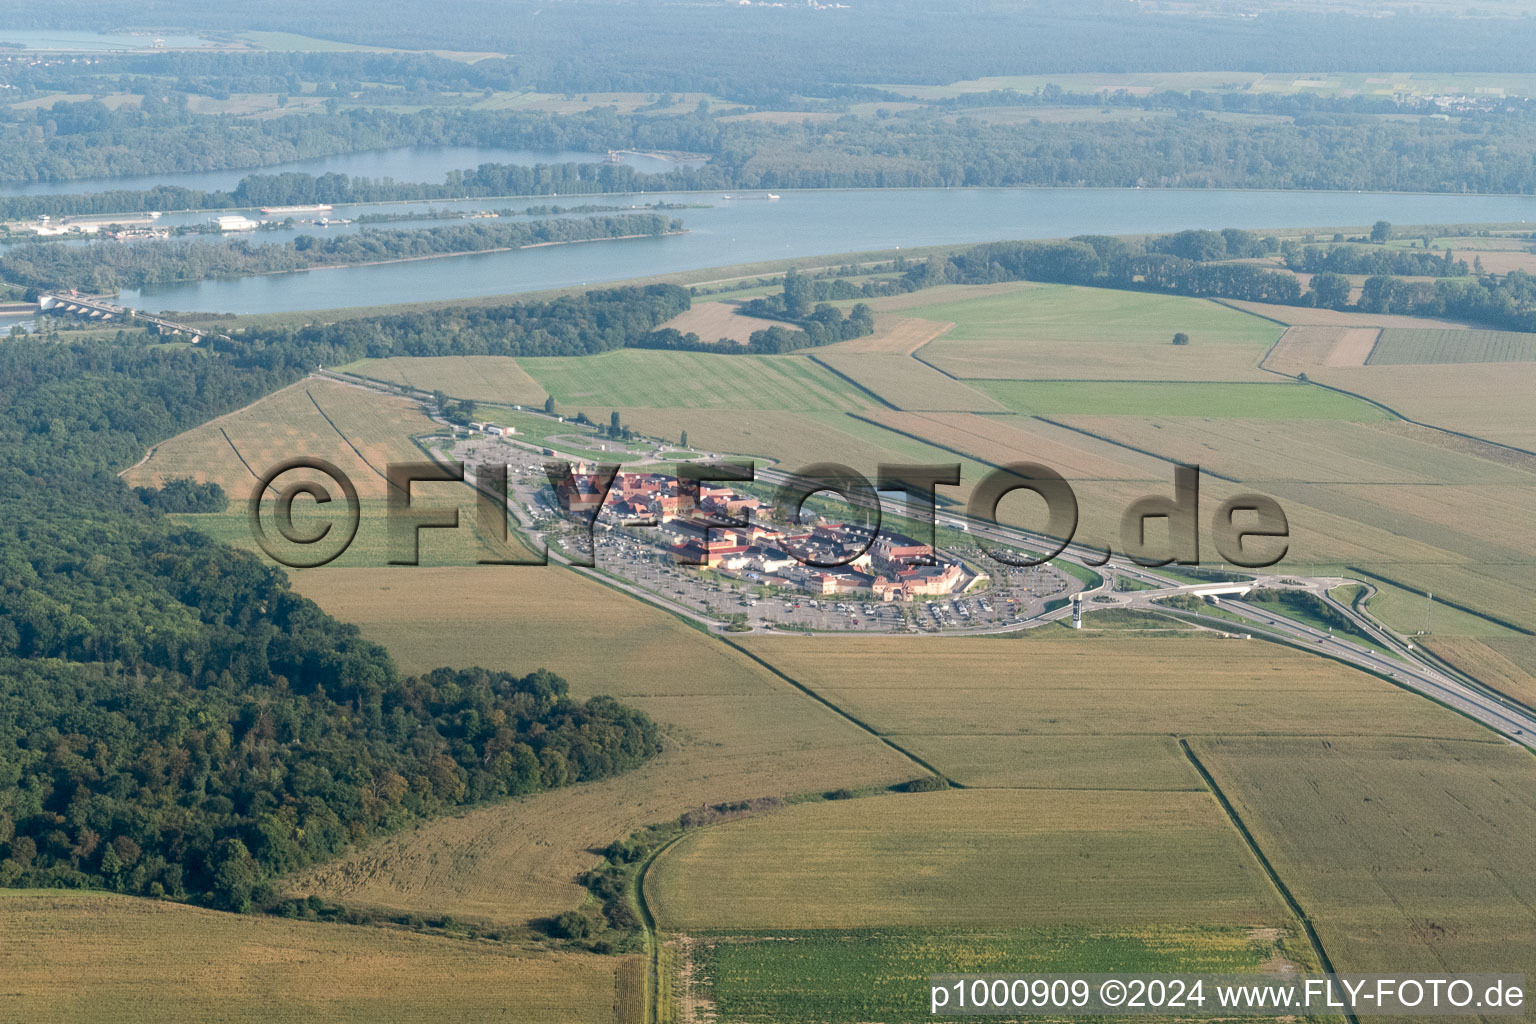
[456,440,1084,634]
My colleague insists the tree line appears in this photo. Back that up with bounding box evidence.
[0,214,682,291]
[22,101,1536,223]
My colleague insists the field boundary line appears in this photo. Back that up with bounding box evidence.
[844,411,1010,475]
[719,637,958,785]
[806,354,900,410]
[1178,738,1360,1024]
[1255,350,1536,463]
[1209,297,1294,327]
[304,387,395,489]
[1032,417,1243,482]
[636,831,688,1024]
[219,427,269,493]
[1346,565,1535,637]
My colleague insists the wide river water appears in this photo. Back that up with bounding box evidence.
[110,187,1536,315]
[9,146,1536,315]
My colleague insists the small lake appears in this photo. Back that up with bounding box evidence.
[110,187,1536,315]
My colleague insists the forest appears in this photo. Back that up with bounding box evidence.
[0,213,683,291]
[16,99,1536,220]
[15,0,1536,97]
[0,333,662,912]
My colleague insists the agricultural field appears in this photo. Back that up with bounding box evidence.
[612,408,990,476]
[816,315,954,354]
[684,926,1305,1024]
[734,635,1492,742]
[1262,326,1380,375]
[1051,414,1536,631]
[1218,298,1474,329]
[1366,327,1536,365]
[0,890,632,1024]
[656,300,797,344]
[648,789,1288,930]
[123,378,441,501]
[1189,736,1536,981]
[171,497,539,569]
[978,380,1383,419]
[516,350,873,412]
[344,355,549,405]
[888,284,1282,381]
[284,565,916,925]
[811,351,1008,411]
[1422,636,1536,708]
[888,734,1200,790]
[1308,363,1536,451]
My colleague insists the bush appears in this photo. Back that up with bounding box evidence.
[896,776,949,793]
[1171,332,1190,345]
[550,910,594,940]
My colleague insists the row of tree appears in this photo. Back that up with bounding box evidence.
[1,214,682,291]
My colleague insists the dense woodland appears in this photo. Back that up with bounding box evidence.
[0,213,682,291]
[15,1,1536,96]
[0,335,662,909]
[15,108,1536,217]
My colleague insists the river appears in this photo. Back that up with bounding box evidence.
[98,187,1536,315]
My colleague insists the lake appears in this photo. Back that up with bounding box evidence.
[108,187,1536,315]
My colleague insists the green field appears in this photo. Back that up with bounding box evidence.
[687,926,1302,1024]
[346,355,550,404]
[516,350,873,411]
[893,284,1283,382]
[1366,327,1536,365]
[472,405,654,460]
[977,380,1385,419]
[649,789,1288,931]
[172,496,540,569]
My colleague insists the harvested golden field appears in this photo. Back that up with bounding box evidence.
[123,378,440,501]
[861,410,1164,479]
[1312,363,1536,451]
[1421,636,1536,708]
[810,351,1008,411]
[285,566,916,924]
[734,635,1491,741]
[896,734,1201,790]
[816,314,953,354]
[1058,416,1531,485]
[896,284,1282,381]
[1189,736,1536,979]
[347,355,549,405]
[648,789,1288,930]
[0,890,630,1024]
[1263,326,1379,375]
[613,408,991,475]
[657,300,797,344]
[1449,247,1536,275]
